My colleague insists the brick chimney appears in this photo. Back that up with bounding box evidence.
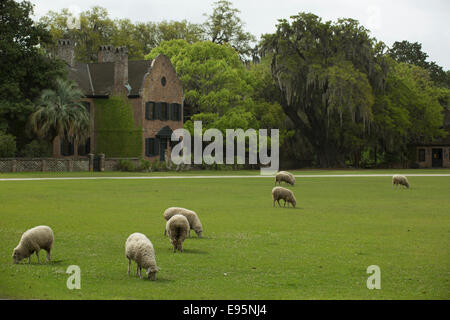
[57,39,75,67]
[113,46,129,94]
[97,45,115,62]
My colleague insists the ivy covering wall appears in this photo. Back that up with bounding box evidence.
[94,96,143,157]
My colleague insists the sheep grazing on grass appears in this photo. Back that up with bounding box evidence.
[392,175,410,189]
[272,186,297,208]
[12,225,54,264]
[163,207,203,238]
[125,233,159,280]
[166,214,189,253]
[275,171,296,186]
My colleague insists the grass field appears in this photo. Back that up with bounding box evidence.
[0,170,449,299]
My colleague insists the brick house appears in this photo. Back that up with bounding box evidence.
[415,108,450,168]
[54,39,184,162]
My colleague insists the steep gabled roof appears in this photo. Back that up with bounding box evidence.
[155,125,173,138]
[67,60,153,97]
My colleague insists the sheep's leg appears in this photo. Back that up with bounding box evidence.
[179,242,183,253]
[139,267,142,279]
[127,259,131,276]
[35,251,41,264]
[136,264,139,277]
[164,229,167,236]
[28,256,31,264]
[283,199,286,207]
[277,199,281,207]
[46,249,51,262]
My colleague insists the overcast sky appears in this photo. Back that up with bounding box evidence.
[29,0,450,70]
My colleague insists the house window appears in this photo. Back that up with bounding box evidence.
[161,102,168,121]
[81,101,90,114]
[161,77,166,87]
[61,139,74,156]
[154,102,162,120]
[145,138,159,156]
[418,148,425,162]
[145,102,154,120]
[146,102,175,121]
[170,103,181,121]
[78,137,90,156]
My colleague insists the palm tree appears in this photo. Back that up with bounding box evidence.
[29,78,90,149]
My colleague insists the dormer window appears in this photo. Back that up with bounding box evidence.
[161,76,166,87]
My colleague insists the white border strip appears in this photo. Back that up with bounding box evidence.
[0,174,449,181]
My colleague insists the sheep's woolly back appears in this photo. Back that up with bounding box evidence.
[272,186,296,206]
[275,171,295,185]
[392,175,410,188]
[125,233,157,272]
[14,225,54,257]
[166,214,189,243]
[163,207,202,233]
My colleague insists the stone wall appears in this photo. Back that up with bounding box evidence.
[0,158,89,172]
[0,156,141,172]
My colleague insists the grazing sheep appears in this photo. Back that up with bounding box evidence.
[272,186,297,208]
[275,171,296,186]
[166,214,189,253]
[125,233,159,280]
[392,175,410,189]
[163,207,203,238]
[12,225,54,264]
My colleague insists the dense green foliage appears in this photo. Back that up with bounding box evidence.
[0,173,448,299]
[389,40,450,88]
[261,13,389,167]
[0,131,16,157]
[203,0,256,59]
[261,13,448,167]
[94,96,142,157]
[369,61,447,163]
[0,0,66,152]
[19,139,52,158]
[39,6,206,62]
[29,78,90,146]
[39,1,251,62]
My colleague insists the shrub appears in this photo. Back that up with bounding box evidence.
[0,132,16,157]
[151,159,167,171]
[138,157,151,172]
[117,159,136,172]
[20,140,52,157]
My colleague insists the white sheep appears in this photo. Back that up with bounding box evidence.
[275,171,295,186]
[392,175,410,189]
[163,207,203,238]
[125,233,159,280]
[166,214,189,253]
[272,186,297,208]
[12,225,54,264]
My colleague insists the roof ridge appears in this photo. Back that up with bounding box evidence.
[86,64,95,96]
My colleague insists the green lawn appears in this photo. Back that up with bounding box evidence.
[0,170,449,299]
